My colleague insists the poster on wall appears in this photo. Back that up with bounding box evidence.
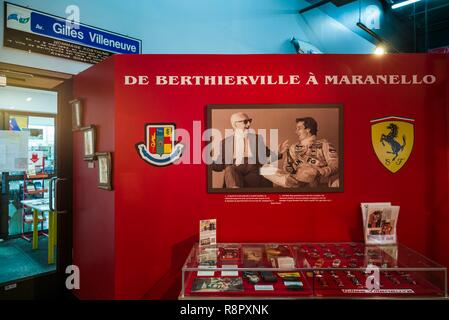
[0,130,29,172]
[4,2,142,64]
[207,104,343,193]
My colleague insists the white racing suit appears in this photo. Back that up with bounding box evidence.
[261,136,339,188]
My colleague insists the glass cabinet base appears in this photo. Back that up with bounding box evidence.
[180,243,447,299]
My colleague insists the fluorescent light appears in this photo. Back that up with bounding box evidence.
[392,0,421,9]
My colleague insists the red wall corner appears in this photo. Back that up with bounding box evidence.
[73,57,116,299]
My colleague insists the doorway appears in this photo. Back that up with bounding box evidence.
[0,63,73,299]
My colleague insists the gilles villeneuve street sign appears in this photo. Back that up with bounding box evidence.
[4,2,142,64]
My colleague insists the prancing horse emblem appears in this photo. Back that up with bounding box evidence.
[380,123,406,161]
[371,117,414,173]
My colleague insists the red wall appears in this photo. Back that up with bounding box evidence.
[73,58,116,299]
[73,54,449,299]
[428,55,449,274]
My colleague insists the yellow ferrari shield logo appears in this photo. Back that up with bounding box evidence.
[371,117,414,173]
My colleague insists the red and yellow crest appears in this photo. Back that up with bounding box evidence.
[136,123,184,166]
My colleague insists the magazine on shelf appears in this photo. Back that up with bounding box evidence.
[361,203,399,245]
[199,219,216,247]
[360,202,391,228]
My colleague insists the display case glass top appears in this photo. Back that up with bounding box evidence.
[180,243,447,299]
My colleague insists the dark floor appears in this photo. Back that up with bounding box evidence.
[0,237,56,285]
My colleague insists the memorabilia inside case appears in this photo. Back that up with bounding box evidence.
[180,242,447,299]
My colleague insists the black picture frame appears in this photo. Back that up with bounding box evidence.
[206,104,344,193]
[96,152,112,190]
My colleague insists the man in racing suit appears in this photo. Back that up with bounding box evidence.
[283,117,339,188]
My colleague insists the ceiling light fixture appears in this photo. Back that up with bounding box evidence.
[357,22,399,53]
[374,46,386,55]
[392,0,421,10]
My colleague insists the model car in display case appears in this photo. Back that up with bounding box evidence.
[179,243,447,299]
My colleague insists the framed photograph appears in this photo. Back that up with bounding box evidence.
[82,125,96,161]
[96,152,112,190]
[206,104,344,193]
[70,99,83,131]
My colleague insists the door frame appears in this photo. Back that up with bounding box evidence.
[0,110,57,239]
[0,66,74,299]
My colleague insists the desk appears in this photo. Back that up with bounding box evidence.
[21,199,57,264]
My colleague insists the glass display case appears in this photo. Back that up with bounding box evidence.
[179,243,447,299]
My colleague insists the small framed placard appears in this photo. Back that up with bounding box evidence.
[96,152,112,190]
[70,99,83,131]
[82,125,96,161]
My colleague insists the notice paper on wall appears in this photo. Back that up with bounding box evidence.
[199,219,217,247]
[0,130,29,173]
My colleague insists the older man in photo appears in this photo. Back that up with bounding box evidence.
[211,112,283,188]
